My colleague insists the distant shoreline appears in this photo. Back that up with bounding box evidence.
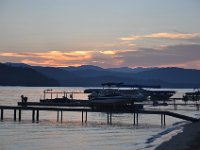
[0,85,197,89]
[155,121,200,150]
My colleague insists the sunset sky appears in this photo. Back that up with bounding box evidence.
[0,0,200,68]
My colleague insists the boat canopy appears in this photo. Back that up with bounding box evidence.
[101,82,160,89]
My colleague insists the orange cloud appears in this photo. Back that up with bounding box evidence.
[32,51,92,61]
[21,59,84,67]
[99,50,116,55]
[120,32,200,41]
[0,52,27,57]
[145,32,200,39]
[99,50,137,55]
[0,50,93,67]
[120,36,142,41]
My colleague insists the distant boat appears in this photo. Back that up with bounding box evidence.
[182,90,200,103]
[147,90,176,102]
[84,82,153,104]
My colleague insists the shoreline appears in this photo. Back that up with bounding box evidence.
[155,121,200,150]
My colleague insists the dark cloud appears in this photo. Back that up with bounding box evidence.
[120,44,200,68]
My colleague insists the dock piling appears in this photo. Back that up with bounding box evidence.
[164,114,166,126]
[161,114,166,126]
[110,112,112,125]
[106,112,112,125]
[32,110,35,122]
[85,111,87,123]
[18,109,21,121]
[36,109,39,122]
[136,112,139,125]
[107,113,109,124]
[82,110,84,123]
[1,109,3,120]
[14,109,17,121]
[133,112,136,125]
[57,111,59,122]
[60,111,63,122]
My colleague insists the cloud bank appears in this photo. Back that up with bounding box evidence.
[1,44,200,69]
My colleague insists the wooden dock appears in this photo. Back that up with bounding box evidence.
[0,105,199,126]
[18,101,200,111]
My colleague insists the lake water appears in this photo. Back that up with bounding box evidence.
[0,87,199,150]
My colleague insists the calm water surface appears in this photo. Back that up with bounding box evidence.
[0,87,199,150]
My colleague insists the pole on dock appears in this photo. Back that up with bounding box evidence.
[18,109,21,121]
[61,110,63,122]
[57,111,59,122]
[82,110,84,123]
[14,109,17,121]
[133,112,136,125]
[109,112,112,125]
[107,112,109,124]
[161,114,166,126]
[106,112,112,125]
[164,114,166,126]
[136,112,139,126]
[85,111,87,123]
[1,109,3,120]
[36,109,39,122]
[32,110,35,122]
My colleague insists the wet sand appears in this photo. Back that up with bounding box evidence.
[156,121,200,150]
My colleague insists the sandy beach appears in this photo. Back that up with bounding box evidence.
[156,121,200,150]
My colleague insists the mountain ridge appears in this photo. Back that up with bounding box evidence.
[0,63,59,86]
[1,62,200,88]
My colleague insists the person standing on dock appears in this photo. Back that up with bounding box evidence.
[21,95,28,103]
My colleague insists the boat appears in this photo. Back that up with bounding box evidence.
[147,90,176,102]
[84,83,162,110]
[182,90,200,103]
[39,89,82,103]
[84,83,150,103]
[85,83,177,108]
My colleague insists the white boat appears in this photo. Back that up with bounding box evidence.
[85,83,150,105]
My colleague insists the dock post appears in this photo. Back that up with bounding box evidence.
[32,110,35,122]
[82,110,83,123]
[85,111,87,123]
[18,109,21,121]
[164,114,166,126]
[110,112,112,125]
[36,109,39,122]
[107,113,109,124]
[57,111,59,122]
[161,114,163,126]
[61,111,63,122]
[14,109,17,121]
[1,109,3,121]
[133,112,136,125]
[136,112,139,126]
